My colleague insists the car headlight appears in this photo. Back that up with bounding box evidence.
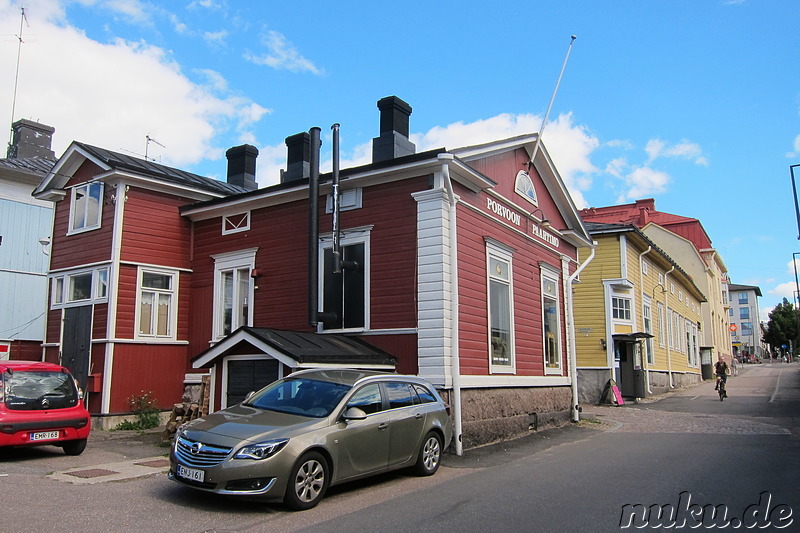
[234,439,289,460]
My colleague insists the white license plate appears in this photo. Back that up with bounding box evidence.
[177,464,205,483]
[30,431,60,441]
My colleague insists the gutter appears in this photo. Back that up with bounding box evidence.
[566,241,597,422]
[438,153,463,456]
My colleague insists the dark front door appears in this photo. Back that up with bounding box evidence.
[616,340,635,397]
[226,358,279,407]
[62,305,93,391]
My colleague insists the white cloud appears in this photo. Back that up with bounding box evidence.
[616,166,670,203]
[645,138,707,166]
[244,30,323,75]
[787,134,800,158]
[203,29,228,46]
[769,281,797,302]
[0,1,267,168]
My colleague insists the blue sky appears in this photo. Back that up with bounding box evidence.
[2,0,798,318]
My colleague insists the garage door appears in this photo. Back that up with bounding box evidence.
[226,359,279,407]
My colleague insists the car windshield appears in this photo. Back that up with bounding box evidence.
[245,377,351,418]
[2,370,79,411]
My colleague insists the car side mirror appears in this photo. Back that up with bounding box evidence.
[342,407,367,420]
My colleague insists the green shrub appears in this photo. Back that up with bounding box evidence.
[114,390,161,431]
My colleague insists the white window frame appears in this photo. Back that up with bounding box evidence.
[134,267,178,340]
[221,212,251,235]
[212,249,256,340]
[541,265,562,375]
[317,227,371,333]
[487,240,515,374]
[68,182,104,234]
[612,296,632,321]
[513,169,539,206]
[642,295,654,364]
[50,267,110,308]
[657,302,666,347]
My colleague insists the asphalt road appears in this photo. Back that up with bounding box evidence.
[1,363,797,532]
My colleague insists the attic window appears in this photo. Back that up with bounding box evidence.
[222,212,250,235]
[514,170,538,206]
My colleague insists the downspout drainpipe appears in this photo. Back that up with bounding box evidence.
[664,265,676,388]
[438,153,463,456]
[103,182,126,414]
[567,241,596,422]
[638,246,653,394]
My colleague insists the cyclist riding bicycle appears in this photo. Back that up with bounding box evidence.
[714,355,729,396]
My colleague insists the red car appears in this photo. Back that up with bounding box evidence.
[0,361,91,455]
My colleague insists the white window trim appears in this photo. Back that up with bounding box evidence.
[541,265,562,375]
[221,212,251,235]
[513,169,539,206]
[657,302,666,348]
[50,267,111,309]
[67,182,104,235]
[486,239,516,374]
[642,294,654,365]
[317,227,372,333]
[212,248,257,340]
[134,266,179,341]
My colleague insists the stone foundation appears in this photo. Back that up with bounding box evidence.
[453,386,571,449]
[578,368,703,404]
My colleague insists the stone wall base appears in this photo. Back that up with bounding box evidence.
[450,386,572,449]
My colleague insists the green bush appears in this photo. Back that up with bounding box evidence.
[114,390,161,431]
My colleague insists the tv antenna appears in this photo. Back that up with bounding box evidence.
[7,6,29,158]
[145,134,165,161]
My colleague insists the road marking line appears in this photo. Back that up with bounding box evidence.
[769,369,782,403]
[690,395,700,400]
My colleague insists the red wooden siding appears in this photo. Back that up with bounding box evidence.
[49,161,114,271]
[453,166,576,377]
[109,343,187,412]
[120,187,194,269]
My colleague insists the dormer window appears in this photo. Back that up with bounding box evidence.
[69,182,103,234]
[514,170,538,206]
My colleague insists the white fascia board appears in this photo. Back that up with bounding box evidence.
[192,330,297,369]
[33,143,110,198]
[451,134,538,161]
[102,171,230,201]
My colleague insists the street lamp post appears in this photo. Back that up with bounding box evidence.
[791,165,800,240]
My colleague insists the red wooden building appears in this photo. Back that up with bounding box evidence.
[34,97,593,447]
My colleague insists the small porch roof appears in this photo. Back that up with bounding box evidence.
[192,327,397,370]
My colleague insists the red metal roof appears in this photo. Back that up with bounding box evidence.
[579,198,713,250]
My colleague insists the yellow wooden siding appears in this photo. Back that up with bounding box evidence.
[574,238,620,368]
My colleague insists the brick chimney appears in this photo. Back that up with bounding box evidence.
[7,119,55,159]
[225,144,259,191]
[281,132,311,183]
[372,96,415,163]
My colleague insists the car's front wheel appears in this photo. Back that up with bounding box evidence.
[412,431,442,476]
[284,451,329,511]
[62,439,87,456]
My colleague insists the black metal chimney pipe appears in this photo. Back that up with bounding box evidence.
[308,127,321,327]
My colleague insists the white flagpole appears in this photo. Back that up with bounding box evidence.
[528,35,577,171]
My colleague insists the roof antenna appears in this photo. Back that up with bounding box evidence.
[526,35,577,173]
[145,134,165,161]
[7,6,30,158]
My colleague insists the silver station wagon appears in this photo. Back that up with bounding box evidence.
[169,369,453,510]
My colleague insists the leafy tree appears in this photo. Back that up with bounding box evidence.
[763,298,800,356]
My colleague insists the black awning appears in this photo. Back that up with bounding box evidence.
[192,326,397,370]
[613,332,654,342]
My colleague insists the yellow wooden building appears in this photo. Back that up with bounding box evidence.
[574,222,706,403]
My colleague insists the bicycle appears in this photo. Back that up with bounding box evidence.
[717,377,727,401]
